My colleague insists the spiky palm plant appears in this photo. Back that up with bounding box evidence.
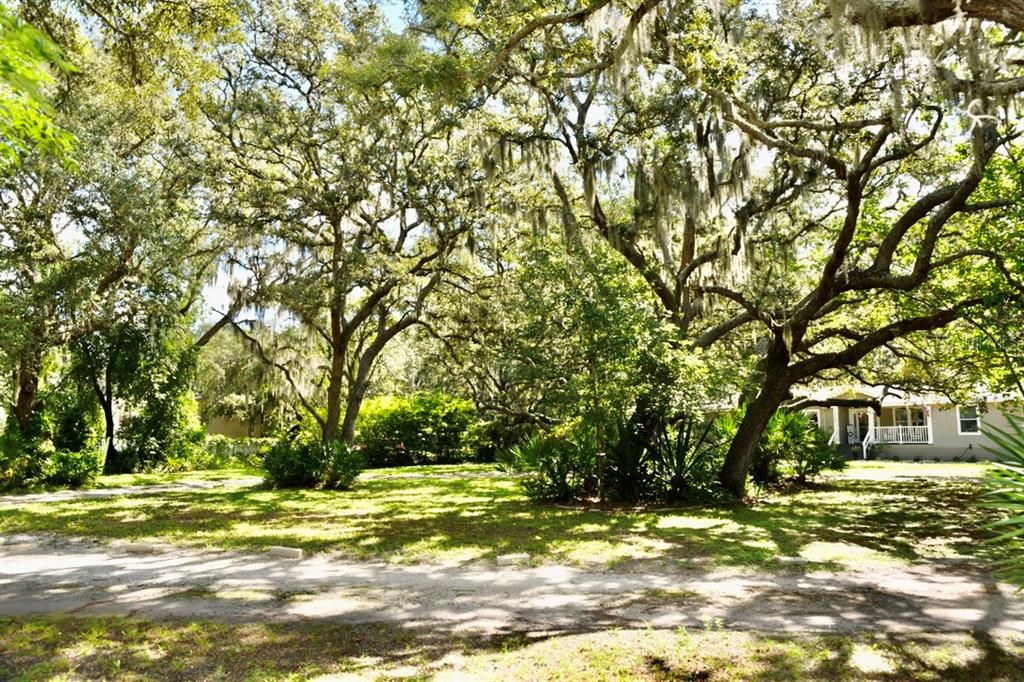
[983,413,1024,586]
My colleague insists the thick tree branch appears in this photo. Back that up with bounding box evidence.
[843,0,1024,31]
[790,298,985,378]
[785,397,882,415]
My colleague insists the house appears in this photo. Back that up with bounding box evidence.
[798,387,1021,461]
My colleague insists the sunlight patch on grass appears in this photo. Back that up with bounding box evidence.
[553,536,671,567]
[95,468,259,488]
[839,461,991,479]
[798,541,903,567]
[395,537,492,564]
[656,516,728,530]
[849,642,895,674]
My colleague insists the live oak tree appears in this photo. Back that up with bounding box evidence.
[0,39,225,442]
[688,8,1024,493]
[203,0,484,444]
[444,0,1024,494]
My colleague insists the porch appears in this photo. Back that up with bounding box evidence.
[822,404,933,457]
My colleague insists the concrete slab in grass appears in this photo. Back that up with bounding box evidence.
[268,546,304,560]
[123,543,164,555]
[496,553,531,566]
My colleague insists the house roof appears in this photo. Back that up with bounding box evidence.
[798,386,1020,408]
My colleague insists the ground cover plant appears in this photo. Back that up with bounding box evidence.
[1,615,1022,681]
[0,462,1005,570]
[983,413,1024,585]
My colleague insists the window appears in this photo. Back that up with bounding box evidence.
[909,407,926,427]
[894,407,926,427]
[803,410,819,428]
[957,405,981,435]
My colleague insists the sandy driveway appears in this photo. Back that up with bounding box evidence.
[0,477,264,504]
[2,534,1022,636]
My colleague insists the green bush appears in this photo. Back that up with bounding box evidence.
[503,411,728,505]
[160,435,276,472]
[262,436,364,490]
[117,390,205,473]
[503,433,595,503]
[202,435,276,468]
[44,448,103,487]
[356,391,481,467]
[648,413,725,502]
[754,410,846,485]
[49,386,103,453]
[0,425,102,490]
[983,413,1024,586]
[0,429,44,491]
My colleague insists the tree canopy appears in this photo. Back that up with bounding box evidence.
[1,0,1022,495]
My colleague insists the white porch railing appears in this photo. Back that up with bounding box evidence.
[861,429,874,460]
[872,425,930,444]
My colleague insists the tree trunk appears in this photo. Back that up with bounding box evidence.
[100,377,119,473]
[13,354,41,435]
[718,356,792,497]
[323,351,345,442]
[340,378,369,446]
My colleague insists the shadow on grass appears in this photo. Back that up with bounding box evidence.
[643,630,1024,682]
[4,615,1022,681]
[0,471,1009,570]
[0,615,548,681]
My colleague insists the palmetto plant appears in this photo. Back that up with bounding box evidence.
[983,413,1024,586]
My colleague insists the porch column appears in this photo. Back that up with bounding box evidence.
[866,409,876,459]
[837,406,850,456]
[926,405,934,444]
[831,406,840,443]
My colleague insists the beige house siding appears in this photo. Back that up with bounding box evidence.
[873,405,1011,460]
[206,416,259,438]
[805,400,1018,461]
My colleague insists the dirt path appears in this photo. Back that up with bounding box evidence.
[0,477,264,504]
[2,534,1022,636]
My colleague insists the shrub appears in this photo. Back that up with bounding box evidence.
[201,435,276,469]
[356,392,481,467]
[262,436,364,490]
[160,435,276,472]
[0,427,102,490]
[505,411,728,505]
[469,418,531,463]
[983,413,1024,586]
[753,410,845,485]
[44,449,103,488]
[0,429,45,491]
[49,387,103,453]
[648,413,724,502]
[506,435,587,502]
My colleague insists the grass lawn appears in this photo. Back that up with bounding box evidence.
[94,468,262,488]
[0,461,1009,570]
[1,615,1022,681]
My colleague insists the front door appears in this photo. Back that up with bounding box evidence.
[848,410,870,444]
